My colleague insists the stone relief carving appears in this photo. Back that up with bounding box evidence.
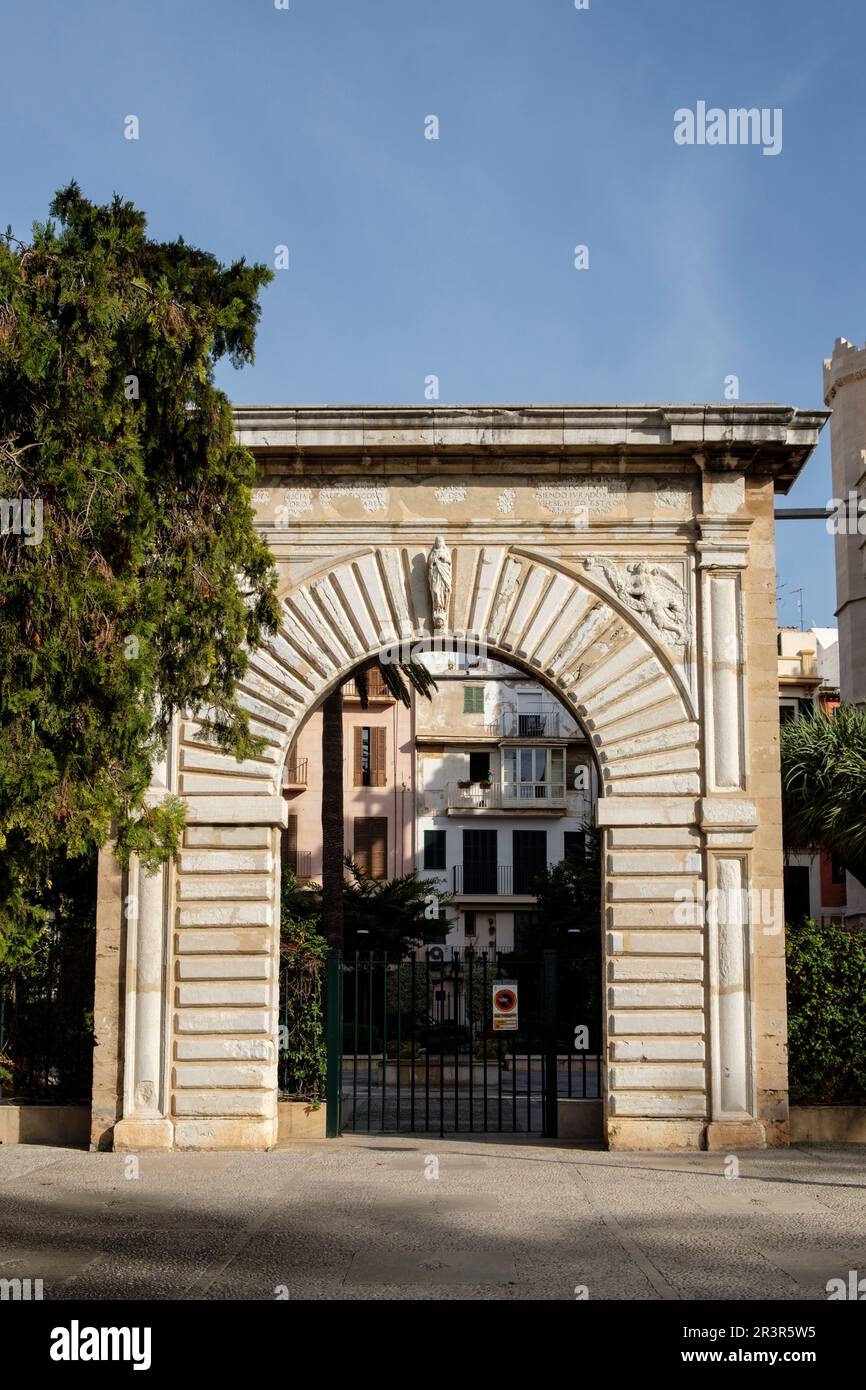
[433,484,467,504]
[428,535,452,630]
[496,488,516,515]
[488,556,522,636]
[584,557,688,644]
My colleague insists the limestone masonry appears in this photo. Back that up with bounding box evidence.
[91,404,827,1152]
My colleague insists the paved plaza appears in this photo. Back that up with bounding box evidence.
[1,1138,865,1300]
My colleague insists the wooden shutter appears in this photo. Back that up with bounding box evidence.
[281,815,298,874]
[353,727,364,786]
[463,686,484,714]
[371,726,387,786]
[354,816,388,879]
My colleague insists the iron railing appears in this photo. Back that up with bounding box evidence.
[451,863,557,895]
[0,925,95,1102]
[284,848,312,879]
[501,709,562,737]
[329,947,603,1137]
[282,758,308,788]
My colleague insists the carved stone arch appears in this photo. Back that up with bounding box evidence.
[180,545,701,803]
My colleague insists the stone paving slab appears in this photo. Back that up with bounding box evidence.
[0,1137,864,1300]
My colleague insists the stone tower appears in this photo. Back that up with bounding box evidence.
[823,339,866,924]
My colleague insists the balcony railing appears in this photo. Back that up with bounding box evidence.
[282,758,308,789]
[284,848,312,880]
[448,782,502,809]
[446,781,567,810]
[500,709,561,737]
[502,781,566,806]
[343,670,392,700]
[451,862,556,895]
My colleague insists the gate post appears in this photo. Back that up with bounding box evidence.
[542,950,558,1138]
[325,949,344,1137]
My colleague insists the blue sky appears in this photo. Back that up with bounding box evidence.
[3,0,862,627]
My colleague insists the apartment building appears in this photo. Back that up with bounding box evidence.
[778,626,846,925]
[282,668,414,884]
[414,651,598,954]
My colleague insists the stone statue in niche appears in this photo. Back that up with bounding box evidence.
[428,535,452,630]
[584,556,687,643]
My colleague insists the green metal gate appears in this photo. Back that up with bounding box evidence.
[324,947,603,1138]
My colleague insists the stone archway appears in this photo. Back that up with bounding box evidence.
[94,404,827,1154]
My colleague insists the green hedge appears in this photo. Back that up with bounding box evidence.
[786,919,866,1105]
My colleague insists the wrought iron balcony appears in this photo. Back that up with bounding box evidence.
[451,862,557,895]
[500,708,561,738]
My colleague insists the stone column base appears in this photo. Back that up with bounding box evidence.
[607,1118,705,1151]
[173,1117,277,1151]
[113,1117,174,1151]
[705,1119,766,1151]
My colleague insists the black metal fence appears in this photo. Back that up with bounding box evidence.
[328,947,603,1137]
[0,923,95,1102]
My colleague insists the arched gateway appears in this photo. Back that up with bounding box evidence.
[91,404,826,1153]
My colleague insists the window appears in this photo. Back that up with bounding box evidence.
[564,831,586,864]
[464,910,477,938]
[469,751,490,782]
[783,865,811,926]
[354,725,386,786]
[503,746,565,799]
[462,828,497,894]
[463,685,485,714]
[513,829,547,894]
[424,829,446,871]
[281,815,298,874]
[831,857,847,886]
[354,816,388,878]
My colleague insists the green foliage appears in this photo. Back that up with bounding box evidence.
[279,868,327,1103]
[781,705,866,888]
[521,825,602,953]
[342,858,453,958]
[353,659,438,709]
[786,918,866,1105]
[517,825,602,1035]
[0,185,278,955]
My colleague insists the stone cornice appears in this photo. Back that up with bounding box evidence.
[234,405,827,492]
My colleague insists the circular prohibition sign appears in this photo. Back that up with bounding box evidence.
[493,986,517,1014]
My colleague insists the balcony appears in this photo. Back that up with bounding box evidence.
[499,708,561,738]
[446,782,567,813]
[343,670,393,701]
[284,848,312,880]
[451,863,556,896]
[281,758,308,792]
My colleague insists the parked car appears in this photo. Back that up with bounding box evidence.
[413,1014,471,1053]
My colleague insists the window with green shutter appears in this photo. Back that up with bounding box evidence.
[463,685,484,714]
